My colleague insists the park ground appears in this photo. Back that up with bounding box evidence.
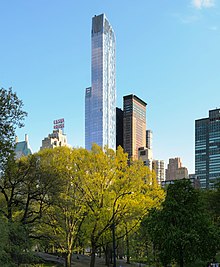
[36,252,145,267]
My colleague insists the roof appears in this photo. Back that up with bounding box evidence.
[15,141,32,158]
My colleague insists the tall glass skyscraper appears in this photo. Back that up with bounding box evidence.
[85,14,116,150]
[195,108,220,188]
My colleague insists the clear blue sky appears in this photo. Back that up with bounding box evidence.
[1,0,220,173]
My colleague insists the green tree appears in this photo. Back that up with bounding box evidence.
[79,145,164,267]
[0,152,60,265]
[0,87,27,170]
[36,147,88,267]
[202,179,220,227]
[144,179,219,267]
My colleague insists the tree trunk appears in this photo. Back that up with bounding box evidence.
[179,248,184,267]
[126,224,130,264]
[104,244,110,266]
[90,243,96,267]
[65,251,72,267]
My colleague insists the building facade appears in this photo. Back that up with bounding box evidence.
[176,167,188,180]
[40,129,70,150]
[152,160,165,185]
[146,130,153,150]
[195,108,220,188]
[138,146,153,170]
[85,14,116,150]
[166,157,182,181]
[15,134,32,159]
[123,94,147,160]
[116,107,123,149]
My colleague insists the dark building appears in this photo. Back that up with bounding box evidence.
[195,108,220,188]
[116,107,123,149]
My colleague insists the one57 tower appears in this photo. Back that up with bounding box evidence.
[85,14,116,150]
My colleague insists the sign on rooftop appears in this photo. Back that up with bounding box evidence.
[53,118,65,130]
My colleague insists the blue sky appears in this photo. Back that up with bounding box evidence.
[1,0,220,173]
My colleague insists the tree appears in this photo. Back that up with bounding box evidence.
[0,152,60,265]
[0,87,27,170]
[202,179,220,227]
[36,147,88,267]
[144,179,220,267]
[79,145,165,267]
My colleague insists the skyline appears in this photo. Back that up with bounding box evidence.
[1,0,220,173]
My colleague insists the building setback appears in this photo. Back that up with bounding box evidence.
[123,94,147,160]
[85,14,116,150]
[195,108,220,188]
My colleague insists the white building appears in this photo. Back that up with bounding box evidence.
[40,129,70,150]
[138,146,153,170]
[152,160,165,185]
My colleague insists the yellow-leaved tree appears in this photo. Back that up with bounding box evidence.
[78,145,165,267]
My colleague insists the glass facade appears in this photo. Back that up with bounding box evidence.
[195,109,220,188]
[85,14,116,150]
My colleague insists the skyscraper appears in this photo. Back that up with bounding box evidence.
[85,14,116,150]
[165,157,182,181]
[195,108,220,188]
[123,94,147,160]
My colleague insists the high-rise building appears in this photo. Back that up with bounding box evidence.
[152,160,165,185]
[85,14,116,150]
[166,157,182,181]
[195,108,220,188]
[123,94,147,160]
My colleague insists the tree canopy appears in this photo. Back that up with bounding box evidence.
[0,87,27,169]
[143,179,220,267]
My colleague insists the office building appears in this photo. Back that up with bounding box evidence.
[166,157,188,181]
[195,108,220,188]
[166,157,182,181]
[152,160,165,185]
[85,14,116,150]
[15,134,32,159]
[40,129,70,150]
[123,94,147,160]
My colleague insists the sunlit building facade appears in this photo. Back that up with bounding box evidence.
[152,160,165,185]
[123,94,147,160]
[85,14,116,150]
[165,157,182,181]
[40,129,70,150]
